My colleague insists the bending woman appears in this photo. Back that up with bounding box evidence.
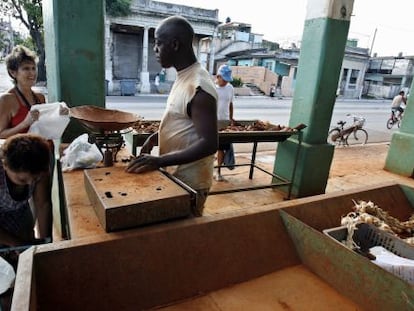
[0,134,52,247]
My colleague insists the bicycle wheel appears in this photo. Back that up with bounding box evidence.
[386,118,394,129]
[346,128,368,146]
[327,128,341,146]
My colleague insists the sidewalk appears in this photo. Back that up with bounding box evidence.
[204,143,414,215]
[0,62,12,92]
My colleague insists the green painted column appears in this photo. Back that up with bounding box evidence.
[385,81,414,176]
[274,0,354,197]
[43,0,105,142]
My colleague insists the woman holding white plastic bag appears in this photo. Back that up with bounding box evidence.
[0,46,69,181]
[0,45,47,138]
[0,45,68,139]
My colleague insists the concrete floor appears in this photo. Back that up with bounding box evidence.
[204,142,414,217]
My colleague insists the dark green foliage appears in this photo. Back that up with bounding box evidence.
[231,76,243,87]
[106,0,132,17]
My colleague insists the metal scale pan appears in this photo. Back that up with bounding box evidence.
[69,105,142,166]
[69,105,142,132]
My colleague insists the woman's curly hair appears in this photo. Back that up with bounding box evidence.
[1,134,50,174]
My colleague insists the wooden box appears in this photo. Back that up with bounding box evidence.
[11,183,414,310]
[84,167,192,231]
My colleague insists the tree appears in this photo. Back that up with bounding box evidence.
[0,0,46,81]
[0,0,132,82]
[0,32,5,54]
[106,0,132,17]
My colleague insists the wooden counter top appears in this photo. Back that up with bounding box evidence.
[60,148,131,239]
[62,167,105,239]
[60,146,194,239]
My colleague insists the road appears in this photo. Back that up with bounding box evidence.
[106,95,397,144]
[0,61,397,143]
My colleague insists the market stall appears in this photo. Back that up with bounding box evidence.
[125,120,306,198]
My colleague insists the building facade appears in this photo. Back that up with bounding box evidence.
[336,45,370,99]
[364,55,414,99]
[103,1,411,99]
[105,0,219,95]
[218,43,369,99]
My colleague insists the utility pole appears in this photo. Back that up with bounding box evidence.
[369,28,377,56]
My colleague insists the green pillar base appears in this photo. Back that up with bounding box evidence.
[273,139,335,198]
[385,132,414,177]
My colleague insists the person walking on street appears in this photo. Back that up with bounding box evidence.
[126,15,218,217]
[269,84,276,98]
[154,73,160,87]
[215,64,235,181]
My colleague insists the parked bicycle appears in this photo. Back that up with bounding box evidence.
[328,114,368,146]
[386,109,403,129]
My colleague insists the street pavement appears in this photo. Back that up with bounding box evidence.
[0,61,394,146]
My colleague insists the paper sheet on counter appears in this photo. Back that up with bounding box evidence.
[28,102,70,140]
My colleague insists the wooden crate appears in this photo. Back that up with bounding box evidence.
[11,182,414,310]
[84,167,192,231]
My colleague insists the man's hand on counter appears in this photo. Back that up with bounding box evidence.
[126,154,160,174]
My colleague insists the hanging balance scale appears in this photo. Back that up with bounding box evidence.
[69,106,194,231]
[69,105,142,166]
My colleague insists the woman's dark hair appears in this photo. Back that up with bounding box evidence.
[2,134,50,174]
[5,45,38,82]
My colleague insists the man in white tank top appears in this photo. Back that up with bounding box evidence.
[127,16,218,217]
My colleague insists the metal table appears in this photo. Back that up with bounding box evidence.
[125,124,305,199]
[211,129,304,198]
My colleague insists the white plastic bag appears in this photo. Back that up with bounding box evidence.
[60,134,103,172]
[28,102,70,140]
[370,246,414,285]
[0,256,15,294]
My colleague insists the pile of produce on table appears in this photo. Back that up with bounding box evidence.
[132,121,160,134]
[132,120,293,133]
[219,120,292,132]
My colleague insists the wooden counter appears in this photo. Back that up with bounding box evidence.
[60,154,195,239]
[13,183,414,310]
[59,148,134,239]
[60,166,105,239]
[59,125,305,239]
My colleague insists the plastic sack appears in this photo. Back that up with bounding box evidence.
[0,256,15,294]
[28,102,70,140]
[60,133,103,172]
